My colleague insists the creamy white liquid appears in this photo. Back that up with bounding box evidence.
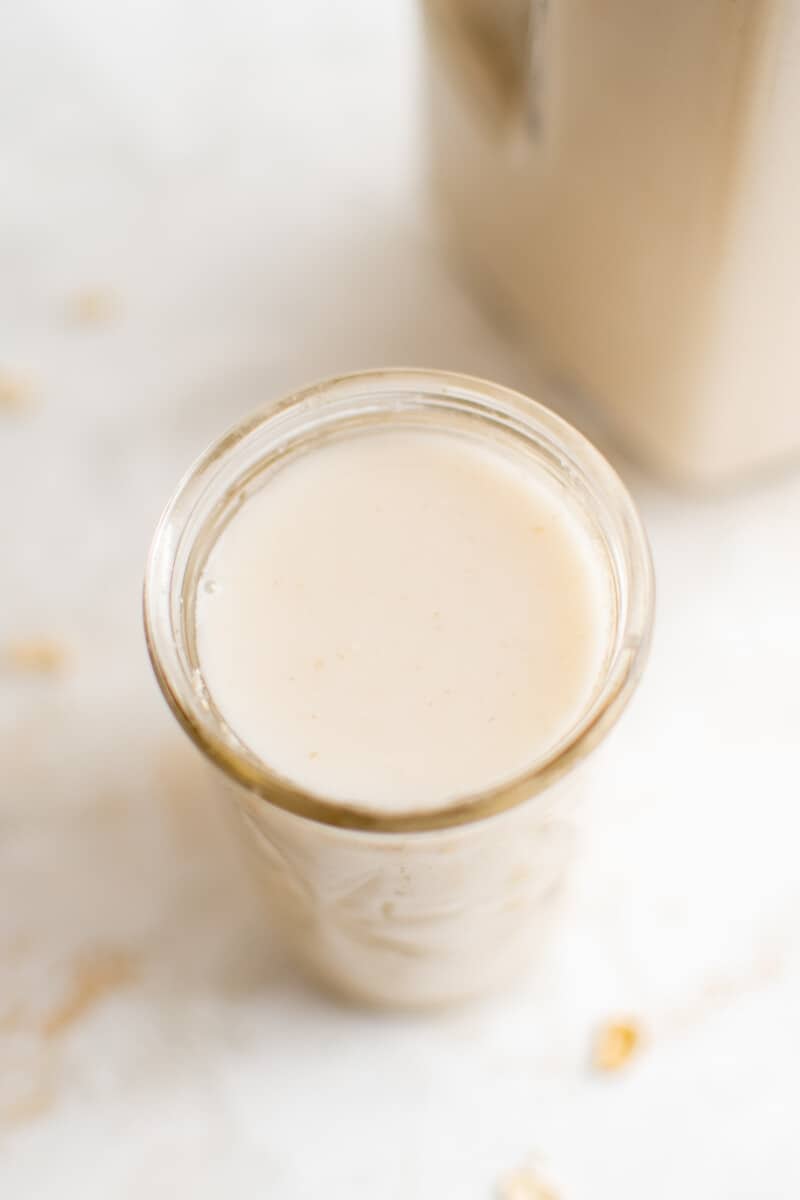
[196,430,611,812]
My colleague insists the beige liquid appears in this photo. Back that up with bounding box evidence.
[196,429,611,813]
[425,0,800,481]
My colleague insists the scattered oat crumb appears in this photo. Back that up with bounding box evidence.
[498,1167,559,1200]
[313,657,325,670]
[308,750,319,760]
[0,369,35,412]
[42,950,137,1038]
[592,1017,642,1072]
[4,637,67,675]
[66,287,120,326]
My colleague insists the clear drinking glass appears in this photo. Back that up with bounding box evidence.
[144,369,654,1006]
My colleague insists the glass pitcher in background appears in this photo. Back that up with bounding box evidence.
[422,0,800,483]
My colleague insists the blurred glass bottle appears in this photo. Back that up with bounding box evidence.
[422,0,800,483]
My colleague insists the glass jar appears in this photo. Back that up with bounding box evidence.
[422,0,800,483]
[144,369,653,1006]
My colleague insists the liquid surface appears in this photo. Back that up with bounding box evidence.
[196,430,611,812]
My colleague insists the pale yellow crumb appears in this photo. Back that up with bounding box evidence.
[592,1017,642,1072]
[4,637,68,674]
[0,370,35,412]
[42,950,138,1038]
[66,287,120,326]
[498,1167,559,1200]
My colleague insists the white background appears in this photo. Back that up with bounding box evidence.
[1,2,799,1196]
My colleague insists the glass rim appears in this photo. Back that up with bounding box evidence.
[143,368,654,835]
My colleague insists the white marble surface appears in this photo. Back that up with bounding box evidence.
[2,3,800,1197]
